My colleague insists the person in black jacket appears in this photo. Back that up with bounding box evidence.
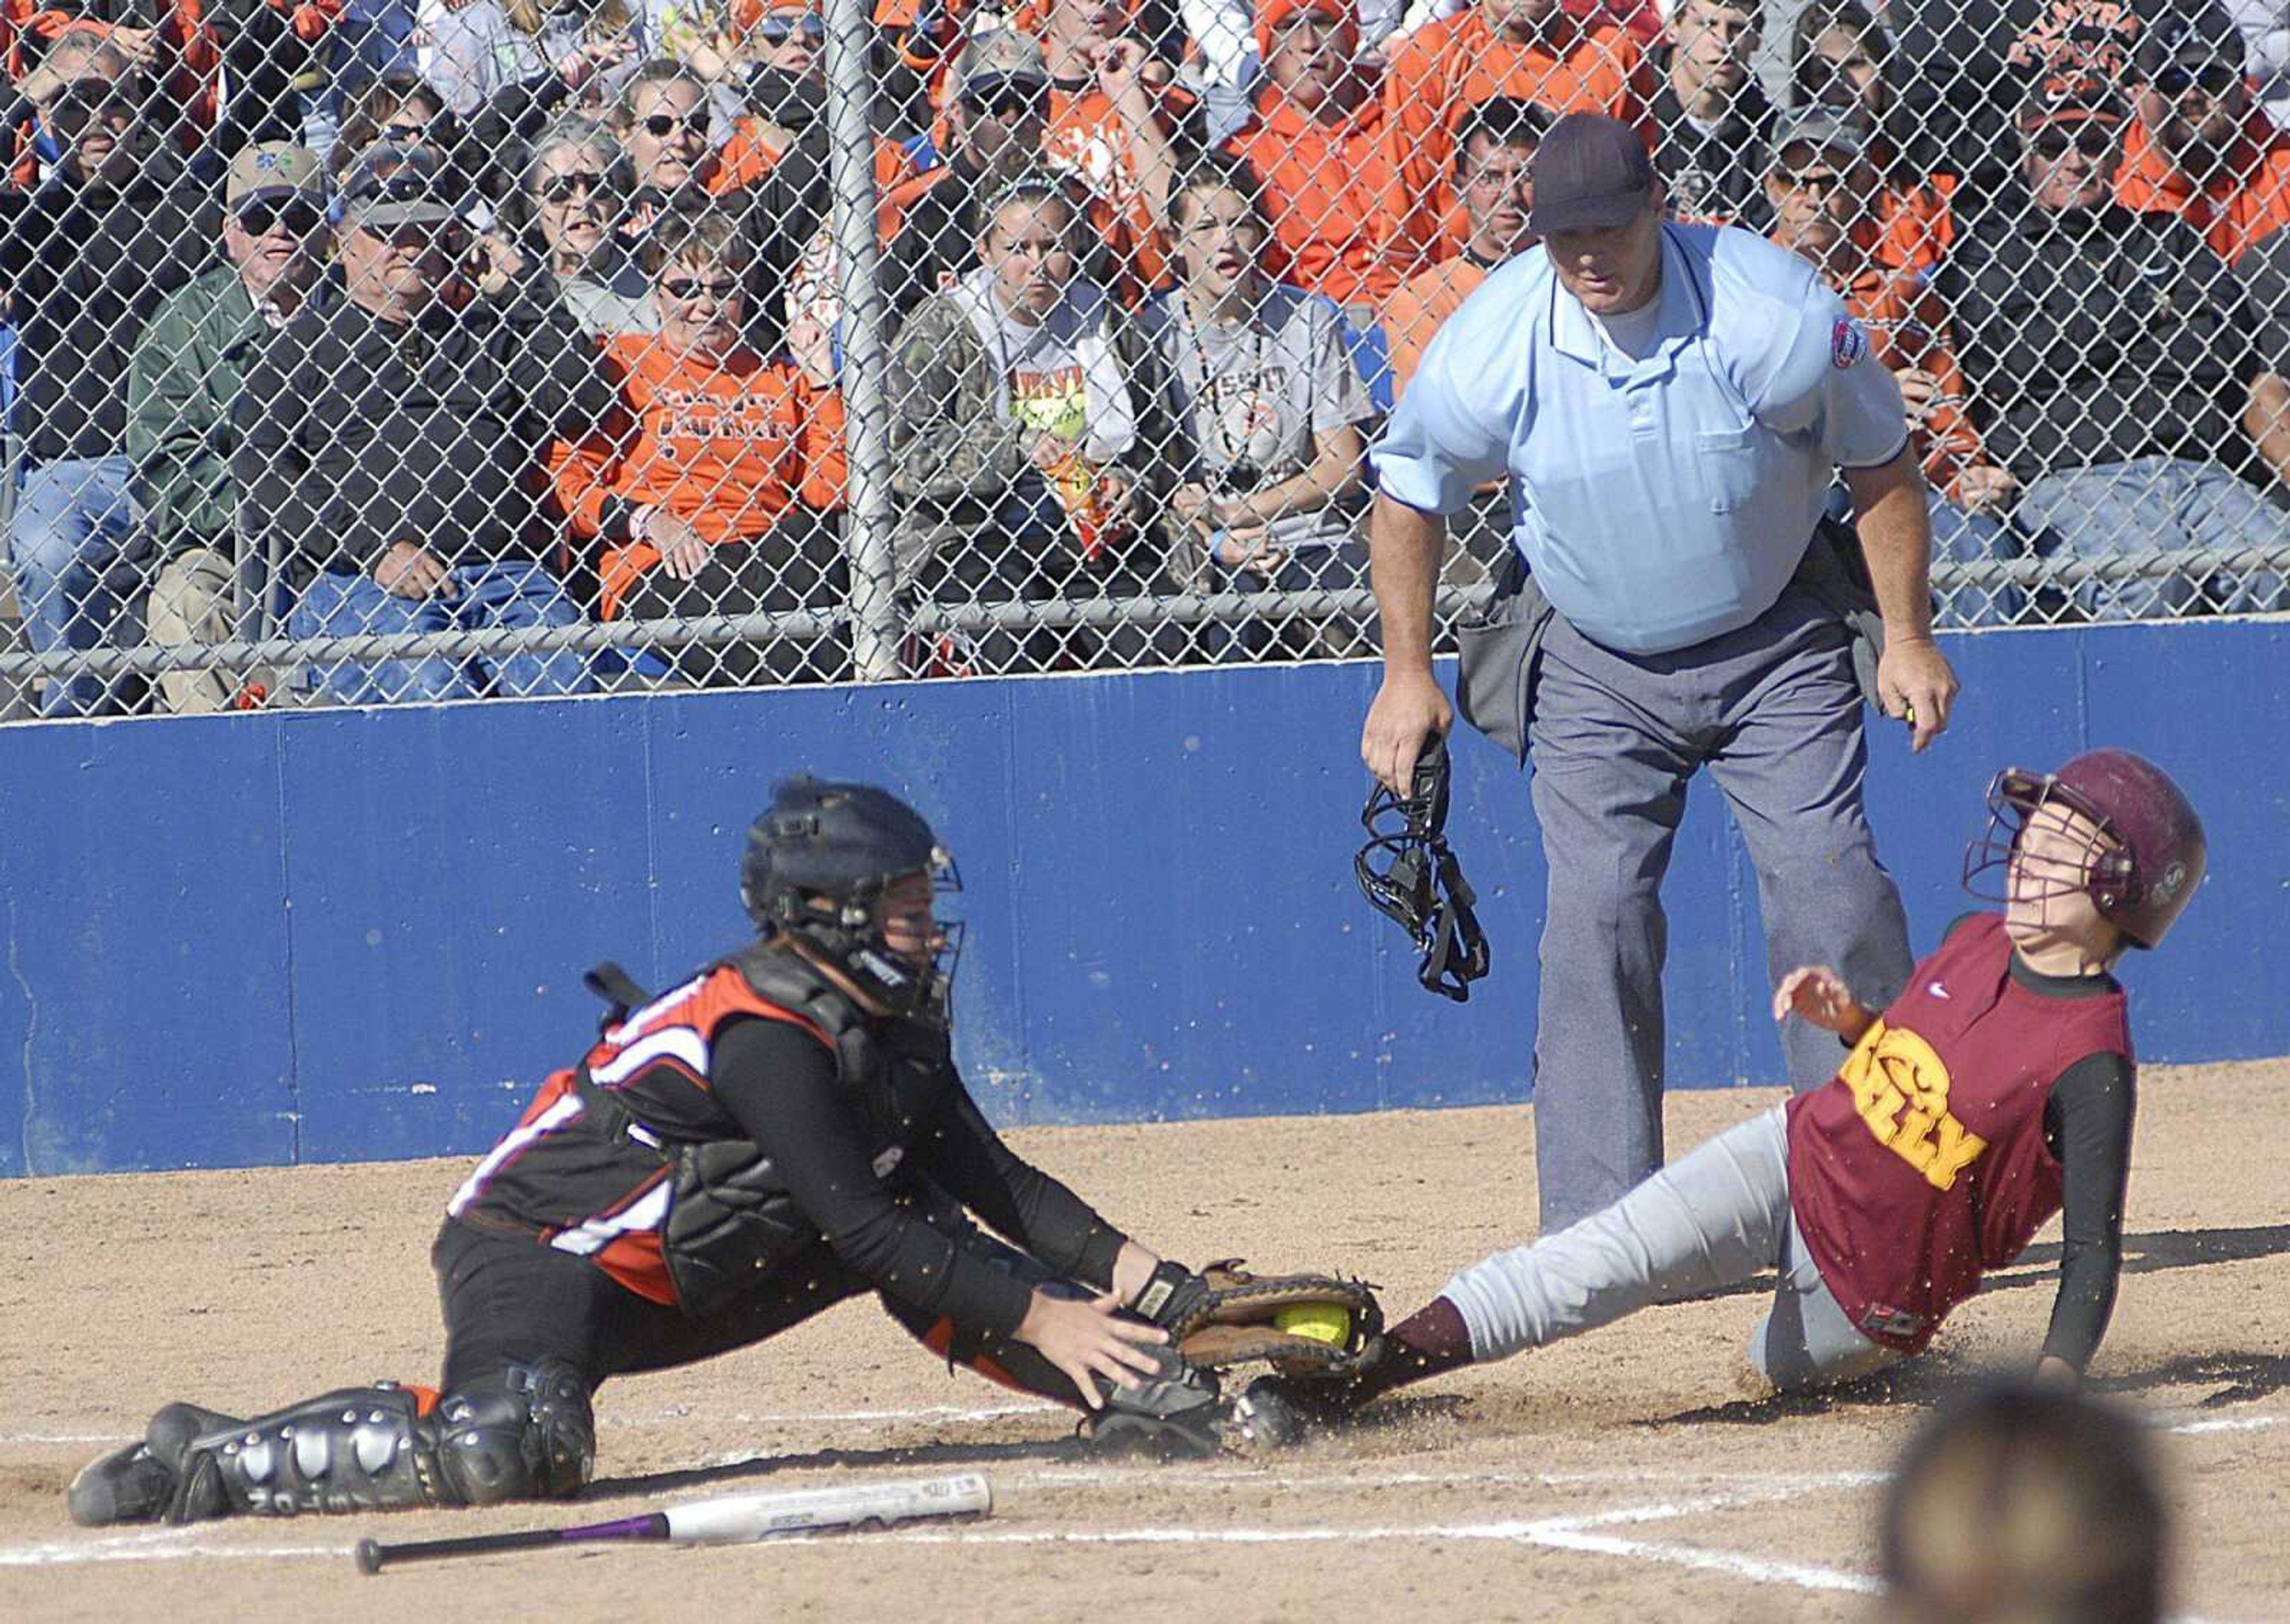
[70,778,1235,1527]
[1940,82,2290,621]
[1650,0,1774,231]
[1,38,218,716]
[232,142,613,703]
[882,29,1078,319]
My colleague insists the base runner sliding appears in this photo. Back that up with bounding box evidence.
[1236,750,2207,1444]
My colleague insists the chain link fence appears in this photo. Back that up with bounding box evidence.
[2,0,2287,717]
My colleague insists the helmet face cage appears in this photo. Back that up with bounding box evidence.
[772,848,965,1024]
[1961,767,2135,923]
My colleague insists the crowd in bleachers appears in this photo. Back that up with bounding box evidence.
[4,0,2289,714]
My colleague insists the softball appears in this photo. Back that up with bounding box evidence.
[1273,1304,1351,1345]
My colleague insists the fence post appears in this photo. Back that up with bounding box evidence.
[822,0,906,681]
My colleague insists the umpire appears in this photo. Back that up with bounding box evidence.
[1363,113,1960,1232]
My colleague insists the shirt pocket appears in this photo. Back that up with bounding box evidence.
[1692,426,1760,513]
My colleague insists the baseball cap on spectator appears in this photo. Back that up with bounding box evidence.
[225,142,324,212]
[1765,106,1872,170]
[337,141,458,231]
[2132,4,2247,91]
[952,29,1050,103]
[2017,77,2131,132]
[1528,112,1655,235]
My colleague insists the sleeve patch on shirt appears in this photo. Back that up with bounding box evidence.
[1831,317,1870,369]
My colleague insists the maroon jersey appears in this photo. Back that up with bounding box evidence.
[1785,915,2133,1353]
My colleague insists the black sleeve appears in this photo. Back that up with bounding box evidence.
[495,293,614,433]
[918,1079,1129,1291]
[2040,1050,2137,1370]
[706,1017,1037,1337]
[2240,231,2290,377]
[233,328,333,565]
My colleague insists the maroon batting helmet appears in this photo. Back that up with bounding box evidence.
[1962,749,2206,949]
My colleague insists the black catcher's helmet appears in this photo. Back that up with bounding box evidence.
[740,777,963,1019]
[1962,748,2206,950]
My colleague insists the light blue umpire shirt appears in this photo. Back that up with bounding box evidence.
[1372,222,1911,656]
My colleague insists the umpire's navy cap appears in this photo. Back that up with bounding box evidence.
[1528,113,1656,235]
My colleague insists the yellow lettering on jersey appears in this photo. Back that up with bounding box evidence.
[1836,1019,1989,1191]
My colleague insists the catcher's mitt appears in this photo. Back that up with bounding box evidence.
[1137,1260,1384,1380]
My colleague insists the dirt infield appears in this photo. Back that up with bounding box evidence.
[7,1062,2288,1623]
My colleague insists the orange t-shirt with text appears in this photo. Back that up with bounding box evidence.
[548,339,847,618]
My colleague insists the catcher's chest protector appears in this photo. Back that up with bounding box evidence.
[576,947,954,1316]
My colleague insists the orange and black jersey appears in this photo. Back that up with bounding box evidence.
[448,959,1127,1335]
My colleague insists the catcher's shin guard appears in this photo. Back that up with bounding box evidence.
[85,1362,596,1523]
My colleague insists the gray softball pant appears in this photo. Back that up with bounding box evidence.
[1441,1107,1901,1391]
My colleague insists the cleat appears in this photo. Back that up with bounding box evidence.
[1223,1376,1357,1453]
[68,1403,247,1526]
[68,1442,177,1527]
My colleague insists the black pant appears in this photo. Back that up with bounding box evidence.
[432,1213,1087,1406]
[616,512,851,687]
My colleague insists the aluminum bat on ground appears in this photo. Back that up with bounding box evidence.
[354,1471,994,1574]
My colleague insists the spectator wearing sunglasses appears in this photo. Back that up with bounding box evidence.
[1941,80,2290,622]
[2116,4,2290,264]
[0,42,219,716]
[497,115,656,336]
[547,207,849,686]
[884,30,1124,317]
[232,143,614,703]
[614,57,828,352]
[124,142,336,713]
[1762,109,2023,631]
[326,72,491,215]
[683,1,917,198]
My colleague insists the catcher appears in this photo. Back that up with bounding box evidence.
[72,778,1377,1524]
[1234,750,2204,1445]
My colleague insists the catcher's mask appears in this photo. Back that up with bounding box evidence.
[1354,736,1489,1002]
[741,777,965,1024]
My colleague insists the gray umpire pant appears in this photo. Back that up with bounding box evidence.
[1527,585,1913,1232]
[1442,1107,1899,1390]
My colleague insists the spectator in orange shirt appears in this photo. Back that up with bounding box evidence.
[1025,0,1192,287]
[1381,96,1543,585]
[1221,0,1406,315]
[2118,5,2290,263]
[1381,0,1649,267]
[549,209,850,686]
[1384,95,1544,389]
[1787,1,1955,279]
[1763,107,2024,628]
